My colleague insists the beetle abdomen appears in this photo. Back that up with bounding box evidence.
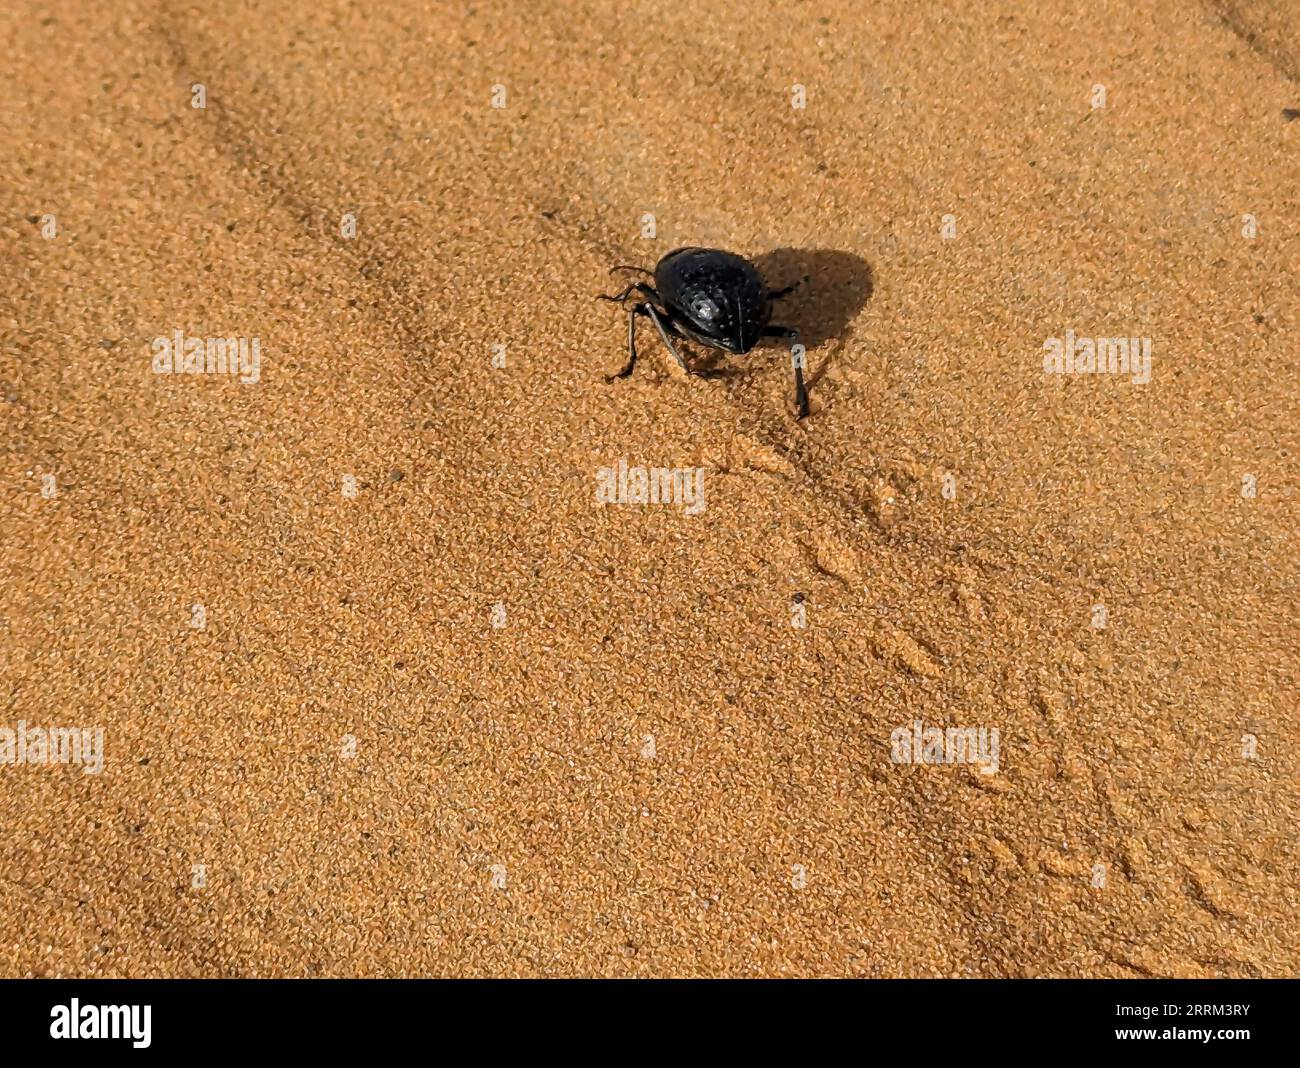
[655,247,770,353]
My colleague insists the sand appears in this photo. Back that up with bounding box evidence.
[1,0,1296,977]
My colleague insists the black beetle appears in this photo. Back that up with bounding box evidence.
[598,247,808,418]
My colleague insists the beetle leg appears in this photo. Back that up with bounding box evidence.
[646,305,704,377]
[606,303,649,380]
[597,282,640,304]
[610,265,655,278]
[768,281,801,300]
[597,282,660,305]
[762,326,808,419]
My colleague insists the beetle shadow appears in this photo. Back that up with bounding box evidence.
[753,248,874,351]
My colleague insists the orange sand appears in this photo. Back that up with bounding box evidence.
[1,0,1296,976]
